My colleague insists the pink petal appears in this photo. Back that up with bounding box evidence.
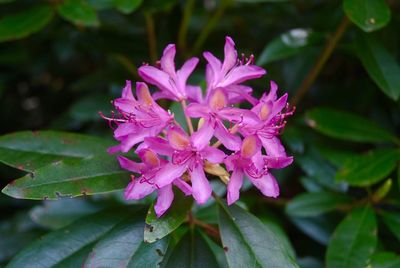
[136,82,154,106]
[220,65,266,88]
[154,163,187,188]
[138,66,172,93]
[137,149,160,168]
[154,184,174,217]
[264,156,293,169]
[208,88,228,111]
[152,91,177,101]
[144,137,174,156]
[176,57,199,95]
[227,168,244,205]
[200,146,226,164]
[119,132,149,153]
[185,103,210,118]
[226,85,257,105]
[214,121,241,151]
[117,156,145,173]
[203,52,222,75]
[113,98,136,114]
[114,123,138,139]
[241,135,261,159]
[125,178,155,200]
[259,135,287,157]
[190,119,215,150]
[122,80,135,100]
[222,36,237,74]
[264,80,278,102]
[160,44,176,77]
[167,125,191,150]
[247,173,279,198]
[186,85,203,103]
[189,164,212,204]
[218,107,260,125]
[173,178,192,196]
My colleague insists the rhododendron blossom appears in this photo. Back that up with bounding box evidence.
[101,36,294,217]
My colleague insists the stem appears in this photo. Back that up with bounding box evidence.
[178,0,195,54]
[290,16,349,106]
[191,0,230,55]
[180,99,194,134]
[144,12,158,63]
[192,218,220,240]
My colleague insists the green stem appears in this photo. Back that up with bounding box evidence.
[144,12,158,63]
[180,99,194,134]
[178,0,195,54]
[290,16,349,106]
[191,0,230,55]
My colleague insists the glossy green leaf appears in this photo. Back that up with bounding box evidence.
[2,154,130,200]
[356,34,400,100]
[161,229,219,268]
[53,243,95,268]
[306,108,396,143]
[113,0,143,14]
[286,192,352,217]
[290,215,336,245]
[257,29,322,65]
[6,209,130,268]
[57,0,99,27]
[30,198,105,229]
[0,5,53,42]
[381,211,400,242]
[85,210,168,268]
[144,190,193,243]
[326,206,377,268]
[343,0,391,32]
[0,131,114,171]
[336,149,400,186]
[369,252,400,268]
[218,203,299,268]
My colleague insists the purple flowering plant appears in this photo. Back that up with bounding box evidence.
[102,37,295,217]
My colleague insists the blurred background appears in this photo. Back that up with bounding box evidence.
[1,0,400,267]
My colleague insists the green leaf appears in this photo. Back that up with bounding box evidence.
[144,190,193,243]
[161,229,219,268]
[113,0,143,14]
[85,210,169,268]
[6,209,130,268]
[343,0,391,32]
[371,179,392,202]
[286,192,352,217]
[218,203,299,268]
[257,29,322,65]
[336,149,400,186]
[0,131,114,171]
[30,198,105,229]
[0,5,53,42]
[290,215,336,245]
[381,211,400,242]
[306,108,396,143]
[356,34,400,100]
[57,0,99,27]
[2,154,130,200]
[369,252,400,268]
[326,206,377,268]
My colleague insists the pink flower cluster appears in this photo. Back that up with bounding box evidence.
[101,37,294,217]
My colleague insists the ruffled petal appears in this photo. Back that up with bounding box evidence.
[117,156,145,173]
[259,135,287,157]
[160,44,176,77]
[124,178,155,200]
[185,103,210,118]
[173,178,192,196]
[190,119,215,150]
[227,168,244,205]
[263,156,293,169]
[154,163,187,188]
[189,164,212,204]
[247,172,279,198]
[214,121,241,151]
[200,146,226,164]
[154,184,174,217]
[144,137,174,156]
[222,36,237,74]
[220,65,266,88]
